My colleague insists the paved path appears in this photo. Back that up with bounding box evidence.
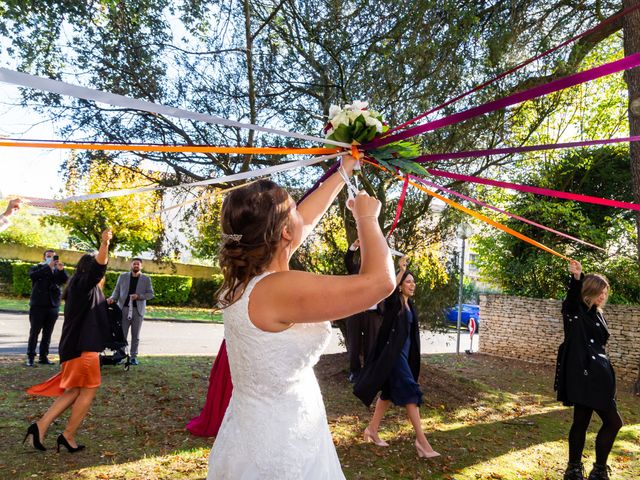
[0,311,478,358]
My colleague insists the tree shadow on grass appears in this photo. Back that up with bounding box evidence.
[0,356,214,480]
[318,353,640,480]
[0,353,637,480]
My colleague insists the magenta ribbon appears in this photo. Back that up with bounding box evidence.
[427,169,640,211]
[297,162,339,204]
[366,53,640,149]
[387,174,409,238]
[381,3,640,137]
[410,175,605,251]
[414,136,640,163]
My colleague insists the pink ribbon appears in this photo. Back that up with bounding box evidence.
[426,169,640,211]
[366,53,640,149]
[414,136,640,163]
[381,4,640,137]
[411,175,605,251]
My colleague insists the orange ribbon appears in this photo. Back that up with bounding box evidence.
[0,140,340,155]
[362,159,570,261]
[350,144,361,160]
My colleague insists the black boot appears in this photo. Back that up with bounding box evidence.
[25,356,35,367]
[587,463,610,480]
[564,462,585,480]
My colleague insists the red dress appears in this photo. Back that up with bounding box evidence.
[186,340,233,437]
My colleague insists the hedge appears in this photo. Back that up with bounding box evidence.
[9,262,210,307]
[145,274,192,305]
[0,259,13,285]
[11,262,33,296]
[188,275,224,307]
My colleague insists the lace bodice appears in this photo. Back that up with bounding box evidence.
[207,272,345,480]
[223,272,332,398]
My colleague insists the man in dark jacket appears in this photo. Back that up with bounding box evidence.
[26,249,69,366]
[344,239,383,383]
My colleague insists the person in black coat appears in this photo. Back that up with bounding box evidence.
[24,229,112,453]
[354,257,439,459]
[344,239,383,383]
[556,260,623,480]
[26,249,69,366]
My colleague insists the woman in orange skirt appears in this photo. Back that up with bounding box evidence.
[24,229,112,453]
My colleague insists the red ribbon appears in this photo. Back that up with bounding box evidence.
[414,136,640,163]
[427,169,640,211]
[366,53,640,149]
[414,176,605,251]
[387,174,409,238]
[381,3,640,138]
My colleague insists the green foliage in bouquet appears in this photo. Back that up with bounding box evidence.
[324,101,427,176]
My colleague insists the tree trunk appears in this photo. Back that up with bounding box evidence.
[622,0,640,395]
[242,0,256,172]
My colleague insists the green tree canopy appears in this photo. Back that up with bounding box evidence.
[45,161,164,254]
[474,145,637,303]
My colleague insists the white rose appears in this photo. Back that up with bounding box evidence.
[331,111,349,128]
[351,100,369,111]
[328,105,341,119]
[365,115,383,133]
[347,109,361,122]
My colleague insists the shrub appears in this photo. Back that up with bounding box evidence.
[0,259,14,285]
[10,263,195,306]
[12,262,33,296]
[188,275,224,307]
[146,274,192,306]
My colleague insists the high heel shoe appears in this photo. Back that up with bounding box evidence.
[363,427,389,447]
[415,440,440,459]
[23,423,46,451]
[56,433,85,453]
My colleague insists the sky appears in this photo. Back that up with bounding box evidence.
[0,83,65,199]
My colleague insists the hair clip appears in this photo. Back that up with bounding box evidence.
[221,233,243,242]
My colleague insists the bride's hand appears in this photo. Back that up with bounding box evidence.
[340,154,358,176]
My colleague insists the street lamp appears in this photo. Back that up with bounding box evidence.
[456,222,473,355]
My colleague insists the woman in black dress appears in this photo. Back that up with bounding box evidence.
[354,257,439,458]
[556,260,623,480]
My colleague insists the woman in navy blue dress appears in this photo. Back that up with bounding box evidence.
[354,257,439,458]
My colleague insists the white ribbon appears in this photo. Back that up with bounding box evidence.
[61,152,346,202]
[127,297,134,321]
[0,68,351,148]
[141,181,257,220]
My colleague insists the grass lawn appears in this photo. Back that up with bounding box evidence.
[0,353,638,480]
[0,296,222,323]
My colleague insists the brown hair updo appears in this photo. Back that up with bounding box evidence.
[217,179,292,307]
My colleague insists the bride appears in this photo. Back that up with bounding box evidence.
[207,156,395,479]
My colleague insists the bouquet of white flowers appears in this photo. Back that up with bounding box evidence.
[324,101,427,175]
[324,101,383,145]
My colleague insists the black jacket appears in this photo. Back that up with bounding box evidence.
[353,291,421,407]
[29,263,69,308]
[554,274,616,411]
[58,260,109,363]
[345,248,359,275]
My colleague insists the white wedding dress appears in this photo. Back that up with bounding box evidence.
[207,272,346,480]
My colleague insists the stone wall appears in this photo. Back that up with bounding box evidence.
[0,242,219,279]
[479,294,640,383]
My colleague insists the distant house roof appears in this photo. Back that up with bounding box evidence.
[8,196,60,211]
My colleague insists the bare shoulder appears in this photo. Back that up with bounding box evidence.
[247,271,307,332]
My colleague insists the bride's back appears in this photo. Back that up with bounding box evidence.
[224,272,331,400]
